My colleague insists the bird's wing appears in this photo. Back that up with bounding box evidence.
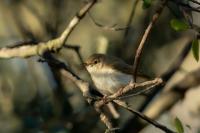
[105,56,150,79]
[108,58,134,75]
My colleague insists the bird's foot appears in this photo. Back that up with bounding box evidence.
[102,95,109,104]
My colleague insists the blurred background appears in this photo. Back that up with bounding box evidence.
[0,0,199,133]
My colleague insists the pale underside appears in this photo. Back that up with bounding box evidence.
[87,66,133,95]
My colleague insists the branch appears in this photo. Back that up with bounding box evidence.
[42,55,116,132]
[115,101,176,133]
[94,78,163,109]
[0,0,97,58]
[133,0,167,81]
[88,12,128,31]
[122,37,193,133]
[139,36,193,112]
[63,44,84,63]
[121,0,140,45]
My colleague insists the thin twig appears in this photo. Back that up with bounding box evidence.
[95,78,163,108]
[143,38,192,107]
[88,12,128,31]
[117,80,163,99]
[138,37,193,112]
[63,44,84,63]
[115,101,176,133]
[133,0,167,82]
[121,0,140,45]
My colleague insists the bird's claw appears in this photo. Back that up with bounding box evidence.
[102,95,108,104]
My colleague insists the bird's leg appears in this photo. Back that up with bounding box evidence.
[102,95,109,104]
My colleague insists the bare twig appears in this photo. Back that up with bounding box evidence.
[63,44,84,63]
[94,78,163,108]
[63,44,80,51]
[115,101,176,133]
[133,0,167,81]
[117,79,163,99]
[121,0,140,45]
[139,37,193,112]
[0,0,97,58]
[111,78,162,99]
[88,12,128,31]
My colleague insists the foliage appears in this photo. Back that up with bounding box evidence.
[192,39,199,61]
[143,0,153,8]
[174,117,184,133]
[170,19,189,31]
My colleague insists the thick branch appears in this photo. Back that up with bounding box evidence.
[0,0,97,58]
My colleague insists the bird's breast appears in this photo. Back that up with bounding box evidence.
[90,68,132,95]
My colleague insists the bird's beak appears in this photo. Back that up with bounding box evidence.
[82,62,88,66]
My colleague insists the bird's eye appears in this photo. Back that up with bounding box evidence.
[94,60,98,64]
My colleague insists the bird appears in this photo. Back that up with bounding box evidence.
[84,53,134,96]
[84,54,152,119]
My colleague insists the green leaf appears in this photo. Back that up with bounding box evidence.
[174,117,184,133]
[192,39,199,61]
[143,0,152,9]
[170,19,189,31]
